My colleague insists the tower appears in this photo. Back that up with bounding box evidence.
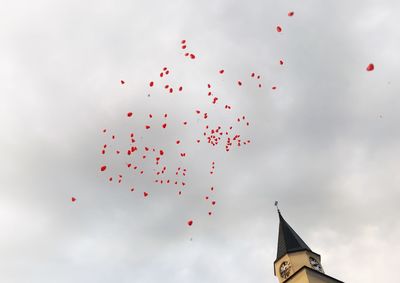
[274,208,344,283]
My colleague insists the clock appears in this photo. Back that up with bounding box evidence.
[279,261,291,279]
[309,256,324,273]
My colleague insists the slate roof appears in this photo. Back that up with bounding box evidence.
[276,210,313,261]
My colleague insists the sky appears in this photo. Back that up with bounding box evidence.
[1,0,400,282]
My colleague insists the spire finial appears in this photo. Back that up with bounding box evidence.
[274,200,280,214]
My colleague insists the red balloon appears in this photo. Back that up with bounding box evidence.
[366,63,375,71]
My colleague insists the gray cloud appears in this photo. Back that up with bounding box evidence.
[1,0,399,282]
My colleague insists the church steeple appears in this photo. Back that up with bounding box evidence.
[273,203,344,283]
[276,210,312,261]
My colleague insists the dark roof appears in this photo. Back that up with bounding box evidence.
[284,266,345,283]
[276,210,313,261]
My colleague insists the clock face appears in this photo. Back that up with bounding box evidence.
[279,261,291,279]
[309,257,324,273]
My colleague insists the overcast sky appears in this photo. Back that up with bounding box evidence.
[1,0,400,282]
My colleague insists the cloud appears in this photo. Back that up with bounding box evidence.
[1,0,399,282]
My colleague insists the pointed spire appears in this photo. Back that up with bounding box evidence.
[276,206,312,261]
